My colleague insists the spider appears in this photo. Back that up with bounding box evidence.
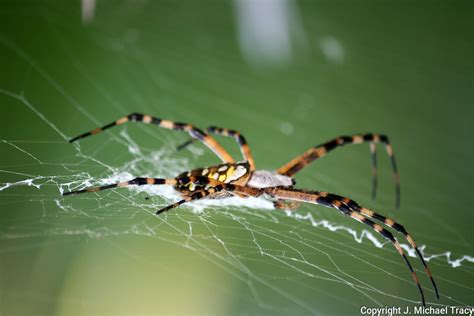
[63,112,438,306]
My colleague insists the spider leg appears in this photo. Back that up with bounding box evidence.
[62,177,177,196]
[277,134,400,208]
[258,187,432,306]
[273,199,301,210]
[370,142,378,200]
[156,190,212,215]
[176,126,255,170]
[68,113,234,163]
[328,194,439,299]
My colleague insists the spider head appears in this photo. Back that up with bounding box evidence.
[247,170,294,188]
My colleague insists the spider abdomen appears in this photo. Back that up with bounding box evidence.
[179,162,250,185]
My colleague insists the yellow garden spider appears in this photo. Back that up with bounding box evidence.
[63,112,438,306]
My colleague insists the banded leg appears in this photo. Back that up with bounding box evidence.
[370,142,378,199]
[62,177,177,196]
[68,113,234,163]
[156,189,212,215]
[176,126,255,170]
[273,199,301,210]
[259,187,434,306]
[277,133,400,208]
[329,194,439,299]
[62,176,221,215]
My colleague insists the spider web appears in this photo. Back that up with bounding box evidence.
[1,3,473,316]
[1,84,473,315]
[2,91,473,314]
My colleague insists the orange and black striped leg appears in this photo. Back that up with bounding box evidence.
[260,187,430,306]
[273,199,301,210]
[156,190,211,215]
[62,177,177,196]
[68,113,235,163]
[207,126,255,170]
[328,195,439,300]
[176,126,255,170]
[370,142,377,200]
[344,205,426,306]
[277,134,400,208]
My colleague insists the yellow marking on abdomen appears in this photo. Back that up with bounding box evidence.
[226,166,235,176]
[218,165,228,172]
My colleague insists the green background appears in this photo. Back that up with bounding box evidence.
[0,1,472,315]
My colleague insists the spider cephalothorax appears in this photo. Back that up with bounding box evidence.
[63,112,439,306]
